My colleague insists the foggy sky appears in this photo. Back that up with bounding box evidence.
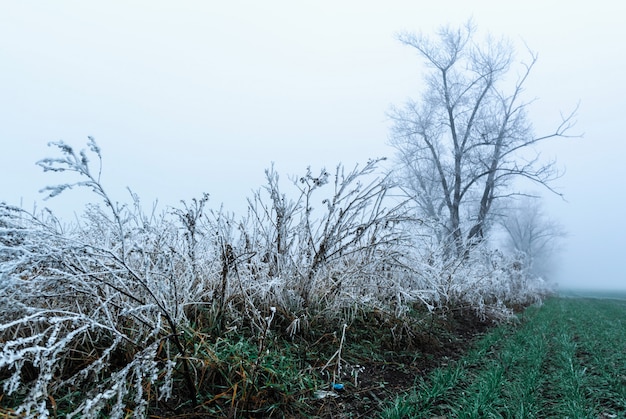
[1,1,624,290]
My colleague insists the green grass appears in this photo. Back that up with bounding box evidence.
[382,297,626,418]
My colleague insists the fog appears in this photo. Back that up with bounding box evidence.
[1,1,624,290]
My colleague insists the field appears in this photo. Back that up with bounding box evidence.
[382,296,626,418]
[559,288,626,300]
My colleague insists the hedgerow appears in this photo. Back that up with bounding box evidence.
[0,139,550,416]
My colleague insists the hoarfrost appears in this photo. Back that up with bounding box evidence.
[0,139,550,416]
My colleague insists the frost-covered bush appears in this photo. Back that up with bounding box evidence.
[0,140,211,417]
[399,231,553,320]
[0,139,414,416]
[205,158,415,331]
[0,138,550,417]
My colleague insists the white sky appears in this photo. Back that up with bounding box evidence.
[1,1,624,290]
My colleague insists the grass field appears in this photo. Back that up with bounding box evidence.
[559,288,626,300]
[382,297,626,418]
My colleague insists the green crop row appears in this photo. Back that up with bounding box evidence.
[382,297,626,418]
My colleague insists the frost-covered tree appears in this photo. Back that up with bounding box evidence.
[498,197,566,279]
[389,21,576,256]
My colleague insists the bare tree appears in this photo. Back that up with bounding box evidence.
[498,197,566,279]
[389,21,576,256]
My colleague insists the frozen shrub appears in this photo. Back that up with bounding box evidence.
[0,138,551,416]
[228,159,416,326]
[398,228,553,320]
[0,139,205,417]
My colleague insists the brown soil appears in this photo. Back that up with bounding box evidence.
[306,310,494,418]
[141,309,497,418]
